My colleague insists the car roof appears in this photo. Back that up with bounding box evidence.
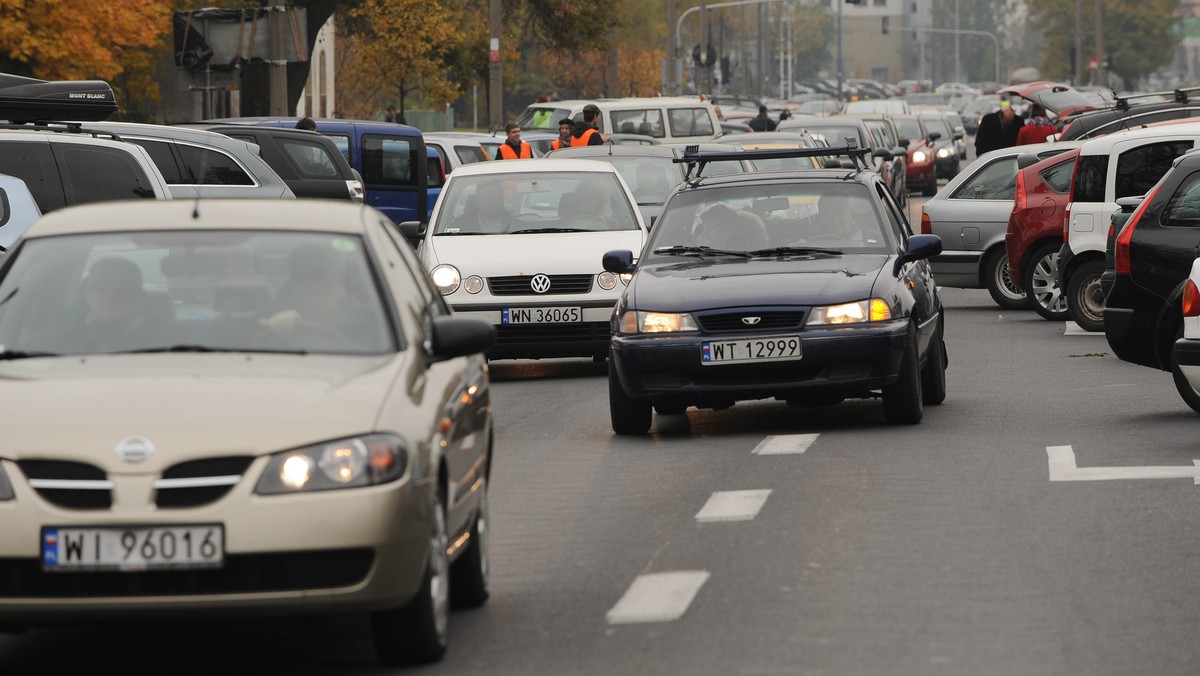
[81,122,254,148]
[25,199,375,239]
[1078,120,1200,153]
[974,140,1085,162]
[203,116,423,135]
[445,158,621,177]
[680,167,880,191]
[548,145,679,159]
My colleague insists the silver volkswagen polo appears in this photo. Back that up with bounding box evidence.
[0,199,494,666]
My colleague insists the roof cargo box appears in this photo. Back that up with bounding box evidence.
[0,73,117,122]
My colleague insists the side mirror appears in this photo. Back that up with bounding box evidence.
[894,234,942,275]
[603,249,636,274]
[398,220,425,241]
[429,316,494,361]
[1115,196,1144,214]
[928,132,942,142]
[898,138,911,148]
[872,148,894,161]
[953,132,964,141]
[1016,153,1041,170]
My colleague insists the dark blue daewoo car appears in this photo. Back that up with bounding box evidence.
[602,146,947,434]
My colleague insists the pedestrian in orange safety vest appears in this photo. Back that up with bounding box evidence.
[550,118,573,151]
[495,123,532,160]
[570,104,606,147]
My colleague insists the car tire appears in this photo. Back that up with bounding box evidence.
[449,478,490,609]
[1023,242,1069,321]
[920,315,947,405]
[372,490,450,666]
[882,330,924,424]
[1066,259,1105,332]
[609,358,651,435]
[985,248,1028,310]
[1171,327,1200,415]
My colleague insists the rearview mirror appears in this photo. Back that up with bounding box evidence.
[894,234,943,276]
[898,138,911,148]
[429,316,494,362]
[603,249,635,274]
[928,132,942,142]
[398,220,425,242]
[872,148,894,161]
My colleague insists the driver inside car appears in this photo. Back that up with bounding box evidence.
[800,193,875,247]
[261,243,373,345]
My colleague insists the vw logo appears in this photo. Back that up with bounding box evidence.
[114,437,156,464]
[530,274,552,294]
[741,316,762,325]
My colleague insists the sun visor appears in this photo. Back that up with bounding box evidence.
[0,73,118,123]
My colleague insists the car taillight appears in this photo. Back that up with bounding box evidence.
[1114,184,1161,276]
[1185,279,1200,317]
[921,212,932,235]
[1013,169,1027,213]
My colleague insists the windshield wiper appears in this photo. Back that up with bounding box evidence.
[652,245,751,258]
[0,350,59,361]
[748,246,843,257]
[507,227,591,234]
[116,345,310,355]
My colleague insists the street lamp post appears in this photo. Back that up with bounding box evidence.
[836,0,844,102]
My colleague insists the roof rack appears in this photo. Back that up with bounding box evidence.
[0,73,117,123]
[0,121,124,142]
[674,142,872,180]
[1113,85,1200,111]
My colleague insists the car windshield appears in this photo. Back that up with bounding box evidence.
[433,171,641,235]
[923,117,952,139]
[894,118,924,141]
[0,230,394,357]
[587,156,684,206]
[649,182,890,256]
[515,107,574,131]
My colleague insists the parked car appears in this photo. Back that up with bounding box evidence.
[961,95,1003,135]
[891,114,938,196]
[424,133,490,175]
[1005,146,1083,320]
[779,115,906,207]
[848,113,911,206]
[515,97,721,145]
[0,173,40,251]
[601,145,946,433]
[84,122,295,200]
[1059,86,1200,141]
[0,198,495,665]
[922,142,1077,309]
[914,110,962,179]
[400,158,649,360]
[1058,122,1200,331]
[192,124,362,202]
[1104,148,1200,411]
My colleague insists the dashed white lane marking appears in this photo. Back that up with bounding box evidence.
[695,489,772,523]
[606,571,710,624]
[752,433,819,455]
[1064,322,1102,336]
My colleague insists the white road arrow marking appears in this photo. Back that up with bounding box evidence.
[1047,445,1200,484]
[695,489,771,522]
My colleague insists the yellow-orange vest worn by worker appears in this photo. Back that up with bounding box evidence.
[498,141,532,159]
[571,128,600,147]
[551,138,566,150]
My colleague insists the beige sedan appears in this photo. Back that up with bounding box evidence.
[0,199,494,666]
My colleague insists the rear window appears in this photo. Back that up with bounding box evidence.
[1115,140,1193,200]
[1071,154,1108,203]
[1162,171,1200,227]
[176,144,255,185]
[668,108,715,138]
[1039,157,1076,194]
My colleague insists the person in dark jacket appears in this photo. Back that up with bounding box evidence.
[571,104,606,146]
[748,105,777,132]
[974,100,1024,155]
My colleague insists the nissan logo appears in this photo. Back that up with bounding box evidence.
[114,437,156,464]
[530,274,552,294]
[741,316,762,325]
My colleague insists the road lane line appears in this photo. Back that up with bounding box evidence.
[1048,445,1200,483]
[752,433,818,455]
[606,571,710,624]
[695,489,772,523]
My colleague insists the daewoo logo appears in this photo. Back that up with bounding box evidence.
[741,316,762,325]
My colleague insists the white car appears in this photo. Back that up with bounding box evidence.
[0,173,41,251]
[403,158,649,360]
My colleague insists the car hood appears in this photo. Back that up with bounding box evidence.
[629,256,888,312]
[0,353,405,470]
[426,230,647,275]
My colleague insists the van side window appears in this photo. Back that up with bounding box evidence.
[323,133,352,163]
[175,144,255,185]
[362,135,416,186]
[611,109,664,138]
[0,141,65,212]
[668,108,715,137]
[1115,141,1193,200]
[55,146,157,204]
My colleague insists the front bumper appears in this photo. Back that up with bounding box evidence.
[907,163,935,190]
[0,457,433,621]
[610,320,910,405]
[450,301,616,359]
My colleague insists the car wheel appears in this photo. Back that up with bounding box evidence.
[372,490,450,666]
[1023,242,1069,321]
[882,330,924,424]
[984,249,1029,310]
[1066,259,1105,332]
[920,315,947,405]
[609,358,651,435]
[1171,327,1200,415]
[449,477,490,608]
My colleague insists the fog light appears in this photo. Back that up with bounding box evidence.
[598,271,618,290]
[464,275,484,294]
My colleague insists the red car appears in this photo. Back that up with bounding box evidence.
[891,114,937,196]
[1005,147,1080,320]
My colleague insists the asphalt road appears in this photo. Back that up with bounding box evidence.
[8,179,1200,675]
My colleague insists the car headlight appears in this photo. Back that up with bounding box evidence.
[620,310,699,333]
[463,275,484,294]
[912,151,928,163]
[598,271,618,290]
[431,264,461,295]
[0,463,12,501]
[255,434,408,495]
[936,147,951,158]
[808,299,893,325]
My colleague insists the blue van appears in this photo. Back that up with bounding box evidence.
[206,117,429,223]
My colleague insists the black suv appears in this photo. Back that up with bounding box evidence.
[1103,149,1200,411]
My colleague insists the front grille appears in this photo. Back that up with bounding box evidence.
[0,549,373,597]
[17,460,111,510]
[697,310,807,333]
[493,321,611,345]
[487,274,593,296]
[156,457,254,509]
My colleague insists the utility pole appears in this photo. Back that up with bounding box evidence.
[699,0,709,94]
[267,7,287,115]
[666,0,677,94]
[489,0,502,131]
[1094,0,1106,88]
[836,0,844,101]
